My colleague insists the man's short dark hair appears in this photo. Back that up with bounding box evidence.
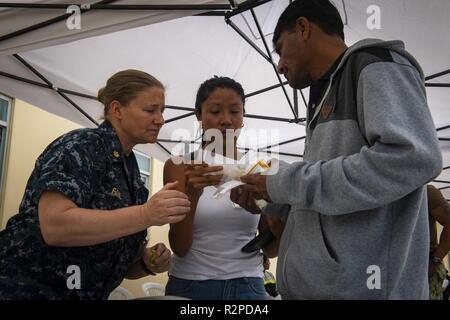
[273,0,344,45]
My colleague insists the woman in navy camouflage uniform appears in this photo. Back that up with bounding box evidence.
[0,70,190,299]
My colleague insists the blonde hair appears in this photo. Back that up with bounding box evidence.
[98,69,164,118]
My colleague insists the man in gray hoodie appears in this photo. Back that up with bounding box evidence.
[231,0,442,299]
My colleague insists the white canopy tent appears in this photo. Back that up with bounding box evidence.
[0,0,449,192]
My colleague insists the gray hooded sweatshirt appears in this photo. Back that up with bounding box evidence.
[265,39,442,300]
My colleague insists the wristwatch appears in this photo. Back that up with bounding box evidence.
[140,258,156,275]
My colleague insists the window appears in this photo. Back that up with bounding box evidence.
[0,95,11,200]
[134,150,152,194]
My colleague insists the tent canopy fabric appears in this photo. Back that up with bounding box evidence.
[0,0,234,56]
[0,0,449,190]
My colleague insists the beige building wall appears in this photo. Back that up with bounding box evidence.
[1,99,82,228]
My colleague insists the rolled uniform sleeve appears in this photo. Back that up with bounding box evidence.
[32,135,99,208]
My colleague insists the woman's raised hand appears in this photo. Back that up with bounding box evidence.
[184,163,223,198]
[140,181,191,226]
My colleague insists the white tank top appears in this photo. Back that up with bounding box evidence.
[170,186,264,280]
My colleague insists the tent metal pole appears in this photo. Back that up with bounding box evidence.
[0,15,73,42]
[7,57,200,128]
[155,139,303,158]
[258,136,306,151]
[224,0,272,19]
[437,125,450,132]
[437,169,450,191]
[226,19,271,62]
[13,54,98,126]
[425,69,450,81]
[88,4,232,10]
[156,139,305,158]
[166,105,195,112]
[299,89,308,109]
[245,81,289,97]
[0,71,307,125]
[0,1,272,18]
[228,0,238,10]
[197,0,272,17]
[0,71,96,100]
[0,0,118,43]
[425,83,450,88]
[196,11,226,17]
[244,114,305,123]
[0,71,49,89]
[245,79,308,113]
[0,1,271,27]
[58,89,96,100]
[249,8,298,120]
[245,80,306,119]
[433,179,450,184]
[165,108,304,124]
[162,106,300,124]
[164,112,196,124]
[293,89,298,116]
[156,142,172,156]
[58,90,99,126]
[0,3,231,10]
[13,54,52,87]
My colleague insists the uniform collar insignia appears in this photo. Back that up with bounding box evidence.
[98,120,125,162]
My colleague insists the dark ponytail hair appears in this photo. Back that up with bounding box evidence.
[194,76,245,116]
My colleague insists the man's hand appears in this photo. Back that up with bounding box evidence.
[230,173,272,214]
[230,186,262,214]
[240,173,271,202]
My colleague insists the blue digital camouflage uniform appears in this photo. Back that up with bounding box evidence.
[0,120,149,299]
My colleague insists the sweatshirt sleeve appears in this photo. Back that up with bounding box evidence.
[266,61,442,215]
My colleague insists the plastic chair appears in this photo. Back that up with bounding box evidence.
[108,286,135,300]
[137,282,191,300]
[141,282,166,297]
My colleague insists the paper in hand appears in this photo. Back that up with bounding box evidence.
[200,150,277,210]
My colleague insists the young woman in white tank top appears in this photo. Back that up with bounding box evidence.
[163,77,282,300]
